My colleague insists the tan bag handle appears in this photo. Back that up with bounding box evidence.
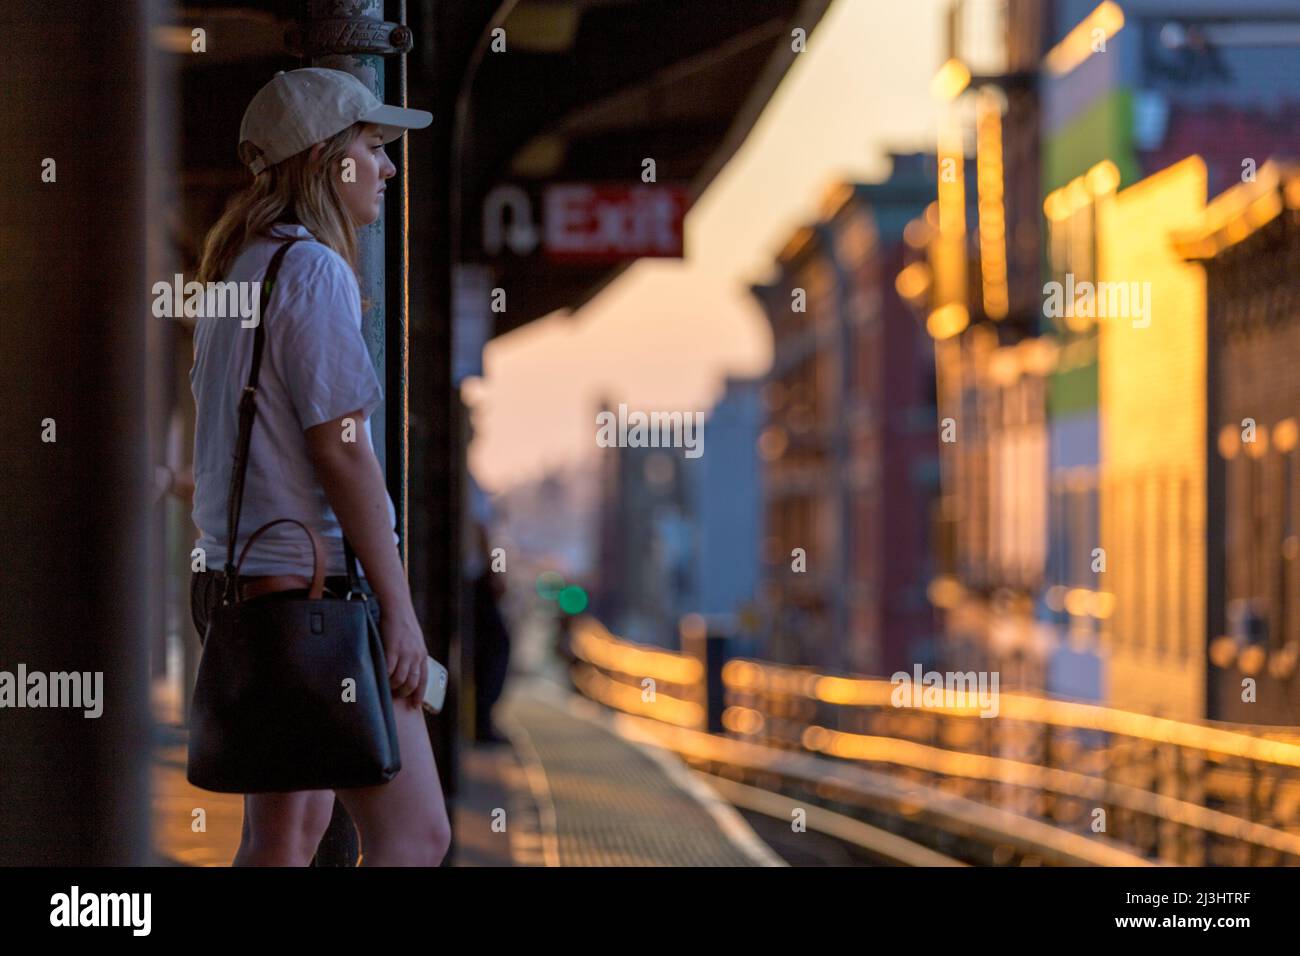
[233,518,326,600]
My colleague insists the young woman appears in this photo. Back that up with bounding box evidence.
[189,68,448,866]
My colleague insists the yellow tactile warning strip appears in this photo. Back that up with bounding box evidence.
[498,678,781,866]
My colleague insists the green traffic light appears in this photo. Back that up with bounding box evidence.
[558,585,588,614]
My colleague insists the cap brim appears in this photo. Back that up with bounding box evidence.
[361,104,433,143]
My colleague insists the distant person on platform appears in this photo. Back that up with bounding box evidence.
[466,476,511,744]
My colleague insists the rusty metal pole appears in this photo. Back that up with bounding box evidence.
[289,0,414,867]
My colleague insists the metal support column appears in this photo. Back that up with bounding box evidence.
[0,0,154,864]
[290,0,415,867]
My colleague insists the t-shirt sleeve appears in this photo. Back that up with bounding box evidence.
[268,246,383,431]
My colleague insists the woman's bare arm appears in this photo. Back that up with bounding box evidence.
[305,409,426,703]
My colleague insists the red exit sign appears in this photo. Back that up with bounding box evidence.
[542,184,688,262]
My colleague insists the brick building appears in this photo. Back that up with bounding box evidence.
[905,0,1053,691]
[1175,161,1300,725]
[751,155,936,676]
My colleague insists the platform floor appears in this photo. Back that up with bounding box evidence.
[484,677,780,866]
[152,674,779,867]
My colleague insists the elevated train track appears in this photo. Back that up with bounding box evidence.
[566,617,1300,866]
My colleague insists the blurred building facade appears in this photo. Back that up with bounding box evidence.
[752,154,938,676]
[1095,155,1208,721]
[914,0,1300,720]
[1044,0,1300,718]
[590,419,694,649]
[589,381,766,652]
[684,377,764,651]
[905,0,1054,692]
[1177,163,1300,726]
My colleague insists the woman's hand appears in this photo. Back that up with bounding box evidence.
[381,608,428,704]
[306,409,428,706]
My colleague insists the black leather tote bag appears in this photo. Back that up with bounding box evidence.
[186,239,401,793]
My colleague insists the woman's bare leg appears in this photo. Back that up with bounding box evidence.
[234,789,336,866]
[334,694,451,866]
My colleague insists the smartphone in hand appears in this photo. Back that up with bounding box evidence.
[422,655,449,714]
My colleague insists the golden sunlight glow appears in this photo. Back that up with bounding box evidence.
[1090,590,1116,619]
[1172,161,1297,260]
[1286,176,1300,210]
[721,705,766,735]
[572,662,705,727]
[987,347,1020,387]
[1244,424,1269,458]
[1064,588,1092,617]
[575,617,1300,861]
[930,58,971,101]
[1043,188,1068,222]
[1018,337,1058,377]
[927,574,966,608]
[927,302,969,340]
[936,148,966,239]
[1238,644,1266,677]
[1086,159,1121,196]
[1209,635,1239,670]
[1274,418,1299,453]
[570,617,703,684]
[895,261,932,302]
[797,723,1300,854]
[904,217,932,249]
[1269,643,1299,680]
[975,89,1009,320]
[931,107,969,311]
[724,660,1300,769]
[1045,1,1126,76]
[1066,176,1091,214]
[1218,424,1240,460]
[1096,156,1208,720]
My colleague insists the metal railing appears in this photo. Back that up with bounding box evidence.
[568,616,1300,865]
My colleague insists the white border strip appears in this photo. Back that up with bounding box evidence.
[496,703,562,867]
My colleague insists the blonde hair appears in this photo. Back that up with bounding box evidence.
[196,122,367,284]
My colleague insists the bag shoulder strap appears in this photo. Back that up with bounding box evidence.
[219,237,369,604]
[221,238,300,604]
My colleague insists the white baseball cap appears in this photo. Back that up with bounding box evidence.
[238,67,432,174]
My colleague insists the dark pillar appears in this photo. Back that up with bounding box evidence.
[407,0,463,863]
[405,0,511,864]
[0,1,153,864]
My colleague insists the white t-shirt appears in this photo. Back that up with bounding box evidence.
[191,222,398,577]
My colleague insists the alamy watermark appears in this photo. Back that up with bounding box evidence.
[596,403,704,459]
[151,275,262,327]
[1,664,103,718]
[890,664,1000,718]
[50,886,150,936]
[1043,273,1151,328]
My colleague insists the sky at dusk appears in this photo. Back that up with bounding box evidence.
[467,0,945,492]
